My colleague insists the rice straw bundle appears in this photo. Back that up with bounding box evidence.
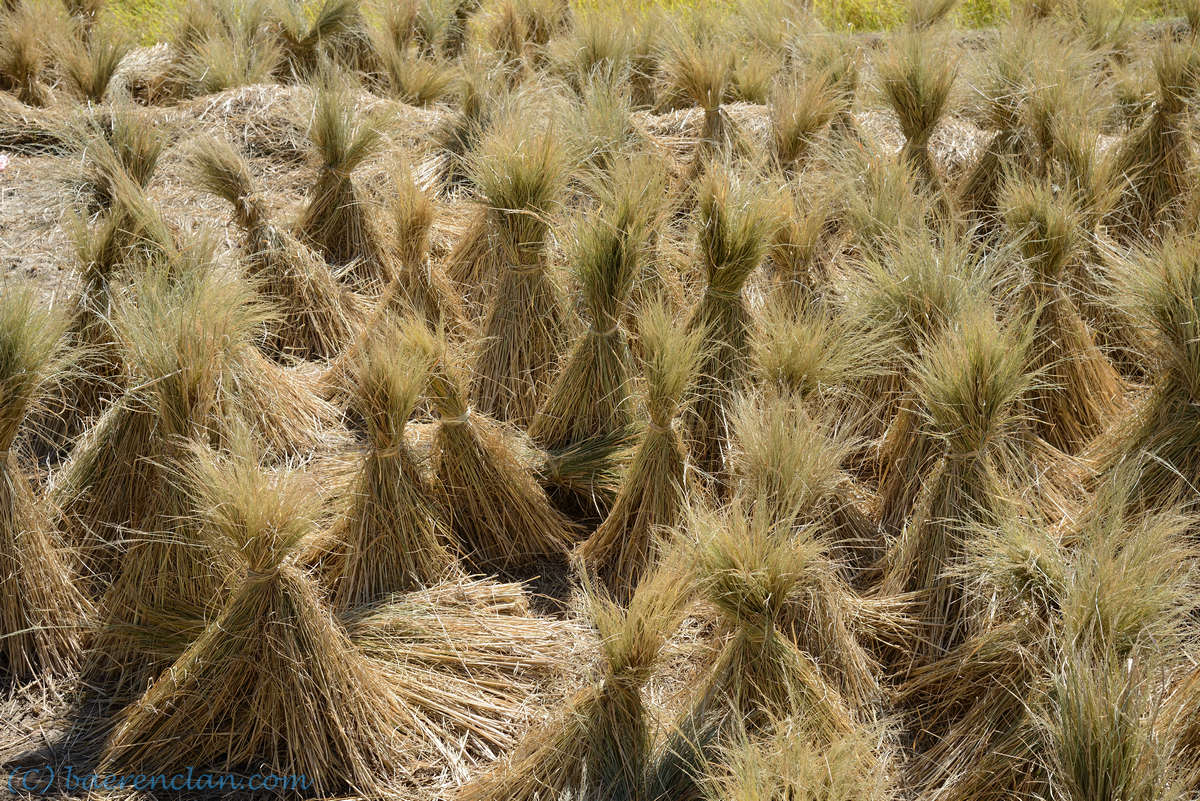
[875,30,957,214]
[881,306,1033,663]
[766,182,836,308]
[577,301,704,599]
[271,0,365,80]
[345,577,571,686]
[297,77,392,289]
[1092,235,1200,512]
[729,394,879,577]
[383,164,468,334]
[468,118,573,427]
[407,321,577,569]
[751,298,897,427]
[319,317,457,609]
[711,718,892,801]
[59,23,131,104]
[1108,36,1200,242]
[192,135,363,361]
[428,58,499,189]
[0,2,50,106]
[1001,176,1122,454]
[322,166,465,404]
[769,68,837,176]
[0,286,91,679]
[802,35,863,147]
[530,156,664,453]
[76,107,165,213]
[843,235,989,529]
[456,561,692,801]
[684,164,777,487]
[98,438,414,798]
[79,264,272,696]
[956,24,1092,233]
[660,31,740,170]
[652,506,855,801]
[832,150,932,260]
[896,507,1064,801]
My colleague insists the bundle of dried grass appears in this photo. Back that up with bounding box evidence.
[881,306,1033,662]
[802,35,863,147]
[875,30,957,211]
[98,437,412,798]
[58,22,130,103]
[660,32,741,172]
[427,58,499,189]
[377,37,456,105]
[843,235,989,527]
[319,318,457,609]
[751,298,897,426]
[769,69,837,176]
[178,11,282,95]
[382,165,468,334]
[78,262,275,696]
[408,321,576,569]
[297,77,392,289]
[26,153,177,458]
[270,0,365,80]
[709,718,892,801]
[75,107,165,213]
[531,157,664,453]
[192,135,362,361]
[457,561,692,801]
[1092,234,1200,512]
[684,164,777,487]
[896,506,1064,801]
[468,118,573,427]
[1108,36,1200,241]
[0,2,50,106]
[831,148,932,260]
[652,506,855,801]
[577,301,704,599]
[956,24,1093,232]
[1001,176,1122,454]
[0,286,91,679]
[766,183,836,308]
[730,394,879,579]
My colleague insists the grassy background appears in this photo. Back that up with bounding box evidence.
[106,0,1181,46]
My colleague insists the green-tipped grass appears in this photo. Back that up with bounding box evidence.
[577,300,705,599]
[684,164,778,486]
[468,116,573,427]
[0,285,91,679]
